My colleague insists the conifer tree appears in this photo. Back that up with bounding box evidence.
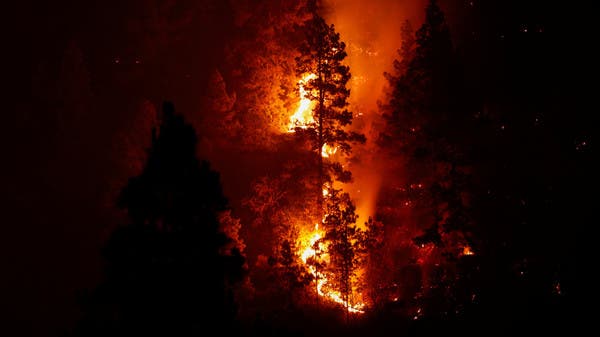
[77,102,245,337]
[295,14,365,192]
[322,188,364,318]
[294,14,366,315]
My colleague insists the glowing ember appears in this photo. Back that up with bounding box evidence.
[288,73,317,132]
[321,143,338,158]
[299,224,365,314]
[462,245,475,256]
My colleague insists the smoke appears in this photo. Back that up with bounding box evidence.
[320,0,426,226]
[322,0,425,112]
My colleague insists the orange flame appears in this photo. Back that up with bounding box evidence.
[288,73,365,314]
[300,224,323,266]
[321,143,338,158]
[298,223,365,314]
[322,183,330,197]
[462,245,475,256]
[288,73,317,132]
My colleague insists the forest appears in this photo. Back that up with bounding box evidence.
[3,0,589,336]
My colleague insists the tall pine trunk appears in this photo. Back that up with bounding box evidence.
[316,51,325,308]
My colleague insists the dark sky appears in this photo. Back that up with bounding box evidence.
[2,1,591,336]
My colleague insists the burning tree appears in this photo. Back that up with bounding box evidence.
[322,189,366,317]
[243,171,314,309]
[294,14,365,191]
[244,10,370,318]
[291,13,367,316]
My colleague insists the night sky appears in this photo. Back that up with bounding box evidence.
[2,1,591,336]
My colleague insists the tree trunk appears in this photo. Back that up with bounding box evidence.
[316,46,325,310]
[317,55,325,212]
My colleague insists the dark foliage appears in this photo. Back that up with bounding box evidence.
[377,0,584,332]
[76,102,245,337]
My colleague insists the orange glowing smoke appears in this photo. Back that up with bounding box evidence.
[288,73,318,132]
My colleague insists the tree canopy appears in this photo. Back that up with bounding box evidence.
[77,102,245,337]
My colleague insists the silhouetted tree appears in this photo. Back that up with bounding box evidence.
[379,0,475,316]
[383,19,415,98]
[76,102,245,337]
[382,0,472,247]
[382,0,456,145]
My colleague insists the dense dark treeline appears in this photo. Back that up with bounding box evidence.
[371,0,479,322]
[375,0,587,333]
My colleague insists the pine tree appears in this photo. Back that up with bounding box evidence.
[380,0,476,315]
[382,0,456,146]
[77,102,245,337]
[382,0,470,246]
[275,238,312,308]
[410,0,472,249]
[294,14,366,315]
[295,14,365,193]
[383,20,415,95]
[322,188,364,318]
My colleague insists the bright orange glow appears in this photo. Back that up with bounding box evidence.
[288,73,317,132]
[298,223,366,314]
[462,245,475,256]
[321,143,338,158]
[287,73,365,314]
[300,224,323,265]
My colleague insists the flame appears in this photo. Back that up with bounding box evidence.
[300,224,323,265]
[321,143,338,158]
[322,182,331,198]
[288,73,365,314]
[288,74,338,160]
[462,245,475,256]
[298,224,365,314]
[288,73,318,132]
